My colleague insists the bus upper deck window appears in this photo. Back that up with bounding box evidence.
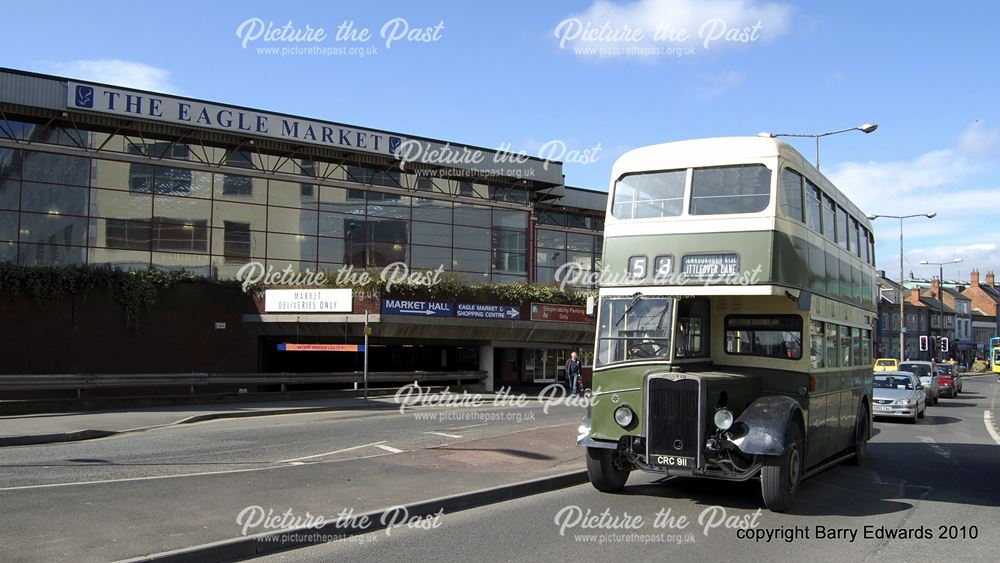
[690,165,771,215]
[612,170,686,220]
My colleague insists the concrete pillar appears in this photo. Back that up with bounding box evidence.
[478,344,494,392]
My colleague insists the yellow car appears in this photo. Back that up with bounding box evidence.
[874,358,899,372]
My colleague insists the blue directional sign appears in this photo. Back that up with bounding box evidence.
[381,299,453,317]
[455,303,521,320]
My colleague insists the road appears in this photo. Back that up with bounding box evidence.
[0,398,583,562]
[262,376,1000,562]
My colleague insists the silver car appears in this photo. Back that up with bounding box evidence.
[872,372,926,423]
[898,361,939,405]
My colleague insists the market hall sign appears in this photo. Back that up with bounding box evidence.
[264,289,353,313]
[381,299,453,317]
[67,81,404,157]
[530,303,590,323]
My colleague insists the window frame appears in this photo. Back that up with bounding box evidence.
[723,314,803,360]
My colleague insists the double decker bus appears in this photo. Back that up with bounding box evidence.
[578,137,877,512]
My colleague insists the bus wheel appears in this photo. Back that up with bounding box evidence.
[847,404,869,465]
[586,447,630,492]
[760,421,802,512]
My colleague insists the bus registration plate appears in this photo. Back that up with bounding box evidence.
[652,455,694,468]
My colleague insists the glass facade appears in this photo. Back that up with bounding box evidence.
[534,206,603,287]
[0,118,590,282]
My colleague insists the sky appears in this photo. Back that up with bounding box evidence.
[3,0,1000,280]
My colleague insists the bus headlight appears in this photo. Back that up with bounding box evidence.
[614,406,634,428]
[714,408,734,431]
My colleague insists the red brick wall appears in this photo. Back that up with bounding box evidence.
[0,283,258,374]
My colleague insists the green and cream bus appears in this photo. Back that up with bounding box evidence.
[578,137,877,512]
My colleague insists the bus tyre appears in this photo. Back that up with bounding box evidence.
[586,447,630,492]
[847,404,869,465]
[760,421,802,513]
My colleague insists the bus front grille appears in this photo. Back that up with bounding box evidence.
[646,378,700,459]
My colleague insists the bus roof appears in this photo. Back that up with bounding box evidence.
[610,136,871,229]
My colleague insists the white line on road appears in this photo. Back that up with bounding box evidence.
[0,452,390,492]
[984,411,1000,445]
[373,444,405,453]
[916,435,952,459]
[448,423,487,431]
[276,441,388,464]
[425,431,463,438]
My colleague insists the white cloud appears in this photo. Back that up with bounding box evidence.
[958,120,999,157]
[695,70,744,99]
[554,0,794,58]
[826,121,1000,278]
[38,60,180,94]
[907,243,1000,283]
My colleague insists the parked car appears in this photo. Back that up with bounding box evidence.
[872,372,926,423]
[936,363,960,395]
[899,361,939,405]
[874,358,899,372]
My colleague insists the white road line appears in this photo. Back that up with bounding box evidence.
[448,423,487,431]
[276,441,387,464]
[0,452,386,492]
[425,431,463,438]
[373,444,404,454]
[984,411,1000,445]
[916,435,952,459]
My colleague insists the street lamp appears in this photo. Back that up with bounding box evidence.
[867,212,936,361]
[759,123,878,170]
[919,258,963,361]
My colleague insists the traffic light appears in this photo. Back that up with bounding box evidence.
[940,337,949,353]
[919,335,929,352]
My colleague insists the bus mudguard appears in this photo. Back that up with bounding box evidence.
[727,395,802,456]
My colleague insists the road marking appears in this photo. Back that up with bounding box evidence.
[0,452,392,492]
[916,435,952,459]
[276,441,388,464]
[448,423,487,430]
[984,411,1000,445]
[373,444,404,453]
[425,431,463,438]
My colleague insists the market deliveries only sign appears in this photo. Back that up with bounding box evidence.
[264,289,353,313]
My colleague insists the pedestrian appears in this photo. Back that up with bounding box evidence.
[566,352,582,396]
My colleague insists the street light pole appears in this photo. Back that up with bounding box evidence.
[760,123,878,170]
[919,258,963,361]
[868,212,937,361]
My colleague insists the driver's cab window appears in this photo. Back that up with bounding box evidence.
[675,298,709,359]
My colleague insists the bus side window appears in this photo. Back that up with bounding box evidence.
[675,298,709,358]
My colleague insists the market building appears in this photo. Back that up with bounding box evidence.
[0,68,607,397]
